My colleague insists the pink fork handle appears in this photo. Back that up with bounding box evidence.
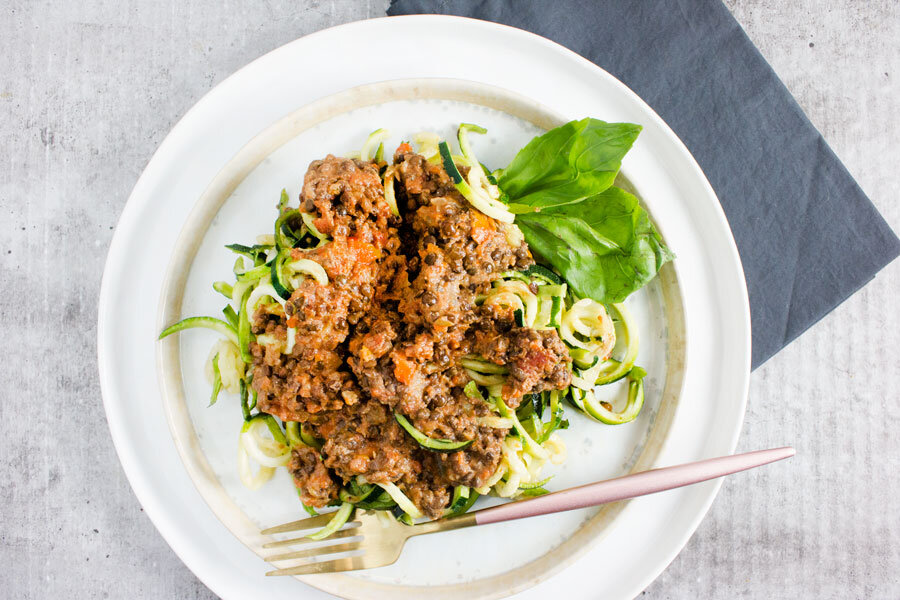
[473,447,795,525]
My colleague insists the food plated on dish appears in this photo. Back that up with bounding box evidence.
[103,23,750,598]
[160,119,673,536]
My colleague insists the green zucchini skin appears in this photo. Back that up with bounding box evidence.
[209,351,222,407]
[306,502,354,541]
[566,386,587,412]
[394,413,473,452]
[234,262,271,282]
[158,316,238,345]
[353,489,396,510]
[237,288,253,363]
[225,243,271,264]
[339,482,377,504]
[273,209,300,249]
[523,264,564,285]
[270,251,292,301]
[513,308,525,327]
[445,485,480,516]
[583,367,646,425]
[439,141,465,184]
[222,305,239,329]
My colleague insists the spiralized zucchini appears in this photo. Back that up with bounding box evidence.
[359,128,390,162]
[560,298,616,358]
[236,414,294,491]
[246,281,285,314]
[475,434,566,498]
[461,356,508,387]
[286,258,328,286]
[382,165,400,217]
[241,417,291,468]
[205,340,244,393]
[299,212,329,245]
[375,481,423,520]
[476,416,515,429]
[237,439,276,490]
[412,131,441,162]
[483,279,539,327]
[438,129,515,223]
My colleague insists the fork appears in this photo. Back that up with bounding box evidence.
[261,446,794,576]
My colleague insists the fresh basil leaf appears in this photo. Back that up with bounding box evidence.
[497,118,642,209]
[498,118,671,303]
[551,186,644,248]
[516,187,673,303]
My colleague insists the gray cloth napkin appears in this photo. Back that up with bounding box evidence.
[388,0,900,368]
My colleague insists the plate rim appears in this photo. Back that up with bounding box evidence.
[98,14,751,600]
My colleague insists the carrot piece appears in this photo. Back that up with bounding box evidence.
[348,237,381,263]
[394,357,415,386]
[470,210,496,244]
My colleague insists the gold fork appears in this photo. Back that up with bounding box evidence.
[262,509,475,576]
[261,446,794,576]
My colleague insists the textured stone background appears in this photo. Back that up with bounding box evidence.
[1,1,897,598]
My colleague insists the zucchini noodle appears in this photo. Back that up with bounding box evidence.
[476,434,566,498]
[437,127,515,223]
[560,298,616,358]
[231,273,252,301]
[375,481,423,520]
[299,212,329,245]
[382,165,400,217]
[237,415,289,489]
[452,153,515,223]
[246,281,286,314]
[412,131,441,161]
[360,128,390,162]
[237,440,275,490]
[241,417,291,468]
[483,279,539,327]
[284,327,297,355]
[285,258,328,286]
[594,303,640,385]
[476,416,515,428]
[205,340,243,393]
[461,356,508,387]
[306,502,354,541]
[460,356,507,374]
[496,397,549,460]
[468,371,505,386]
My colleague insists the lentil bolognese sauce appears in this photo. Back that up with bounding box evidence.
[161,121,671,533]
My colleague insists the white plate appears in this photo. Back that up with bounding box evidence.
[98,16,750,600]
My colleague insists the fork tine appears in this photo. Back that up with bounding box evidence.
[266,540,363,562]
[262,527,361,549]
[266,555,375,577]
[261,513,348,535]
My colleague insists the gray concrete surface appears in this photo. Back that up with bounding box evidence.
[1,0,897,598]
